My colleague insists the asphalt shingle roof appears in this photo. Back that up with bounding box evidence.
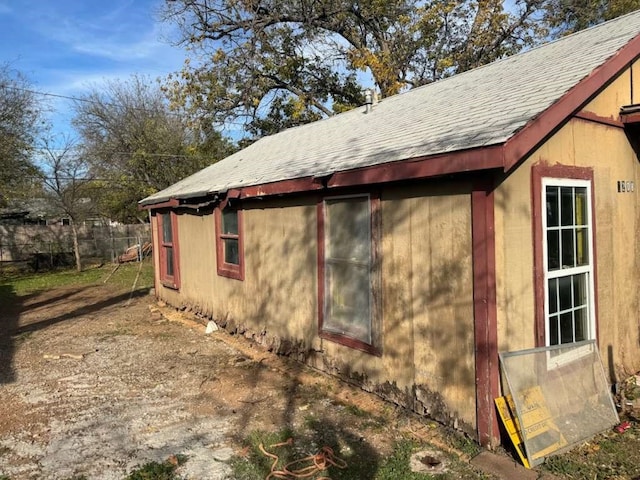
[141,10,640,206]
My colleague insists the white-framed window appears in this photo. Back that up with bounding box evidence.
[542,178,596,346]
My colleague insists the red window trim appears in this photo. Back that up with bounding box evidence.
[317,192,381,356]
[531,164,599,348]
[157,210,181,290]
[215,206,245,281]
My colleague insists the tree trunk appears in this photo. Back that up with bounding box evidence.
[70,220,82,272]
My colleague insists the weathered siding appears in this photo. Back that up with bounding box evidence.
[156,200,318,351]
[315,183,476,431]
[495,161,536,353]
[496,65,640,378]
[384,183,476,430]
[153,182,477,433]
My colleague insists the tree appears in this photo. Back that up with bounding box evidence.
[0,64,44,206]
[161,0,547,137]
[543,0,640,36]
[72,75,235,223]
[38,136,96,272]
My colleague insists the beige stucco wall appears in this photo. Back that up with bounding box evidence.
[153,182,477,432]
[496,65,640,378]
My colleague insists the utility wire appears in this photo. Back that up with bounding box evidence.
[33,148,217,159]
[1,84,254,128]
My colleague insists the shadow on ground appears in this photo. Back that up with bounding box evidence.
[0,284,19,384]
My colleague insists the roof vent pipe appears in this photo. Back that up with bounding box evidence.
[364,88,373,114]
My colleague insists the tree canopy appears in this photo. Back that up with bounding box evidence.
[543,0,640,35]
[0,64,44,207]
[162,0,548,137]
[72,75,235,223]
[162,0,640,139]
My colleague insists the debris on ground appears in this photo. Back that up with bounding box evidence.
[117,242,152,263]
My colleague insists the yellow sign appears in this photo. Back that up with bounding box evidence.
[495,395,530,468]
[518,386,567,461]
[495,386,567,467]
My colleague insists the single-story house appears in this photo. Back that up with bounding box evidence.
[140,11,640,446]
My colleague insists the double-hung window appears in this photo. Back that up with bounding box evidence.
[318,194,379,354]
[215,206,244,280]
[542,179,595,346]
[158,211,180,289]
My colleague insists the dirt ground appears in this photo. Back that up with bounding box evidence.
[0,282,494,479]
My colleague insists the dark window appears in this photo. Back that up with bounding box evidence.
[158,211,180,289]
[216,206,244,280]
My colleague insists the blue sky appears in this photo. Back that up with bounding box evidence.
[0,0,186,142]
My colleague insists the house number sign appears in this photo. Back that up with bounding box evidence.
[617,180,635,193]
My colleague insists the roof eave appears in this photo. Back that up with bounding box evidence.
[140,144,507,209]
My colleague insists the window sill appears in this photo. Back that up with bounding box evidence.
[217,264,244,281]
[160,280,179,290]
[320,331,381,356]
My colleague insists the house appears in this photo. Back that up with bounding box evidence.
[140,12,640,447]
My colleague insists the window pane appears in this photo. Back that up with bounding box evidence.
[574,307,588,342]
[575,187,588,226]
[575,228,589,266]
[323,196,373,346]
[548,278,558,314]
[547,230,560,270]
[558,276,572,311]
[549,315,559,345]
[546,187,559,227]
[165,246,174,277]
[222,209,238,235]
[224,238,239,265]
[560,187,574,226]
[561,228,575,268]
[326,197,370,262]
[560,312,574,344]
[162,213,172,243]
[572,274,587,307]
[325,261,370,343]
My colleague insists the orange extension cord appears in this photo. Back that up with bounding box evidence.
[258,438,348,479]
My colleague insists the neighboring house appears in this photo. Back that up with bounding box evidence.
[140,12,640,447]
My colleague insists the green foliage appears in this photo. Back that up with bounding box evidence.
[374,440,428,480]
[162,0,639,141]
[543,0,640,36]
[125,459,180,480]
[542,422,640,479]
[72,75,235,222]
[0,260,154,297]
[0,64,43,207]
[161,0,551,139]
[231,430,444,480]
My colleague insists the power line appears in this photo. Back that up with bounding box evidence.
[1,84,255,129]
[33,148,216,159]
